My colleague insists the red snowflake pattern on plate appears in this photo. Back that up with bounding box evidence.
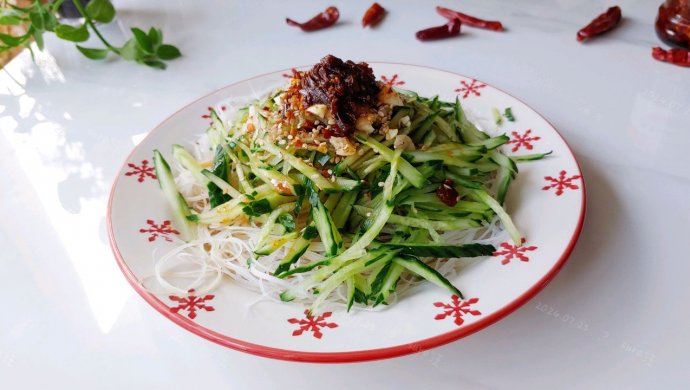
[380,74,405,86]
[201,105,227,125]
[493,239,538,265]
[454,79,486,99]
[124,159,156,183]
[287,310,338,339]
[139,219,179,242]
[433,296,481,326]
[543,170,582,196]
[169,289,215,319]
[508,129,541,152]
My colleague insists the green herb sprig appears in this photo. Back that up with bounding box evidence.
[0,0,180,69]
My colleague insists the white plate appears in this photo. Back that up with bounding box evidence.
[107,63,585,362]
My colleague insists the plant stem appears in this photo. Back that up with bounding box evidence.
[71,0,117,52]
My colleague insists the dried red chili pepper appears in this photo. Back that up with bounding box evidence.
[652,46,690,67]
[576,6,622,42]
[436,6,504,32]
[416,18,461,41]
[362,3,386,28]
[436,179,460,207]
[286,6,340,32]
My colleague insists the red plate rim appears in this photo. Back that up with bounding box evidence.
[107,62,586,363]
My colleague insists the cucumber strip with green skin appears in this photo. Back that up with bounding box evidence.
[346,276,356,312]
[411,113,438,143]
[359,155,387,178]
[381,243,496,258]
[488,150,518,176]
[323,192,342,213]
[454,97,489,142]
[512,151,553,162]
[232,161,253,194]
[369,261,393,299]
[422,128,437,148]
[274,223,316,276]
[330,177,362,193]
[494,165,512,205]
[447,166,480,176]
[403,148,484,163]
[443,171,484,190]
[347,147,377,173]
[373,262,404,306]
[307,182,342,256]
[469,134,510,150]
[492,107,503,126]
[389,106,412,130]
[471,188,522,246]
[202,169,243,199]
[280,250,384,301]
[354,273,371,296]
[281,156,403,302]
[172,144,207,185]
[153,150,197,241]
[207,109,226,149]
[332,190,358,229]
[357,135,426,189]
[309,250,395,312]
[238,143,299,195]
[198,190,291,224]
[396,195,491,213]
[255,202,295,250]
[334,146,372,175]
[424,142,487,154]
[353,206,480,231]
[262,142,337,191]
[254,231,299,255]
[433,115,458,142]
[278,259,331,280]
[412,210,486,222]
[393,255,463,299]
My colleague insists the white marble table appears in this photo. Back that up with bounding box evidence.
[1,0,688,388]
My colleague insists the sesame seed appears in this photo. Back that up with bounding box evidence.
[377,182,385,187]
[366,212,372,217]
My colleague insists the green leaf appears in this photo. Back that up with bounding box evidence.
[156,44,181,60]
[130,27,152,53]
[148,27,162,47]
[43,12,57,31]
[32,28,44,50]
[0,32,26,46]
[117,38,139,60]
[28,10,45,30]
[86,0,115,23]
[76,45,109,60]
[9,4,32,13]
[54,23,89,42]
[0,9,24,26]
